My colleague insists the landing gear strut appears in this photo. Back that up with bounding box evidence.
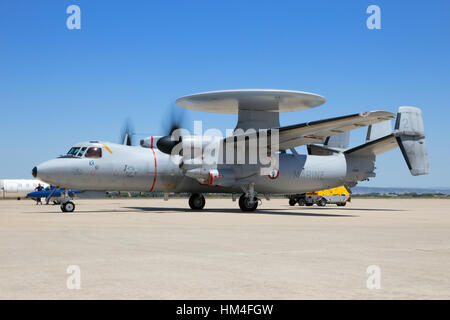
[59,189,75,213]
[189,193,205,210]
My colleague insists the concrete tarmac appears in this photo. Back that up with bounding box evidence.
[0,198,449,299]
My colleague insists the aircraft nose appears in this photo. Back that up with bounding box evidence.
[32,166,37,178]
[33,159,73,186]
[33,160,60,183]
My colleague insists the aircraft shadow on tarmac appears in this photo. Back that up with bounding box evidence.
[298,206,406,212]
[31,206,403,216]
[123,206,358,217]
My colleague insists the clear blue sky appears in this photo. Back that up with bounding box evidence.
[0,0,449,188]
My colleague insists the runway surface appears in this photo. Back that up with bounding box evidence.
[0,198,449,299]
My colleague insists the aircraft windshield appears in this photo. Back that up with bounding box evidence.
[59,146,101,158]
[59,146,86,158]
[67,147,81,156]
[78,147,87,157]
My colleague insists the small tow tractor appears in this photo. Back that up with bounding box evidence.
[289,186,351,207]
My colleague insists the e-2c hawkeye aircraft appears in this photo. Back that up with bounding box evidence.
[32,90,429,213]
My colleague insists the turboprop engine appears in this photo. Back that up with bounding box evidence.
[157,134,237,186]
[140,136,163,148]
[184,168,236,187]
[157,134,220,156]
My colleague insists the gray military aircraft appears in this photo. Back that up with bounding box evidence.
[32,89,429,212]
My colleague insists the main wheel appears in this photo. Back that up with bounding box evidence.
[189,193,205,210]
[61,201,75,213]
[298,199,306,206]
[337,202,347,207]
[239,194,258,212]
[289,198,297,206]
[317,198,327,207]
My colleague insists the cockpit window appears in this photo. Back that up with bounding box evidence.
[77,147,87,157]
[85,147,102,158]
[67,147,80,155]
[59,146,87,158]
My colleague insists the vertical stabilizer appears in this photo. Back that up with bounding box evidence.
[366,120,392,142]
[394,106,429,176]
[324,132,350,149]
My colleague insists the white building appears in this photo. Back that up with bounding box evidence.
[0,179,49,200]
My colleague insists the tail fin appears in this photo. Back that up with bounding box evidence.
[325,132,350,149]
[345,106,429,176]
[307,132,350,155]
[394,106,429,176]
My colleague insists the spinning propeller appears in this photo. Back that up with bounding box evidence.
[157,104,186,154]
[120,118,135,146]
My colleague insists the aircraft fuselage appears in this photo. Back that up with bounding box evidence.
[34,141,362,195]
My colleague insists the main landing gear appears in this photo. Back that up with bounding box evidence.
[238,183,260,212]
[187,192,260,212]
[238,194,258,212]
[189,193,206,210]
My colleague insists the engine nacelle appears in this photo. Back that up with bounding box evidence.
[185,168,236,187]
[156,134,222,158]
[140,136,163,149]
[175,136,221,157]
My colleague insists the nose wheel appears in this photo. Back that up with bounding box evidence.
[61,201,75,213]
[189,193,206,210]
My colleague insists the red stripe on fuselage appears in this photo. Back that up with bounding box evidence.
[149,137,157,192]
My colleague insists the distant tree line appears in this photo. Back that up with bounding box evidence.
[352,192,449,198]
[106,192,449,199]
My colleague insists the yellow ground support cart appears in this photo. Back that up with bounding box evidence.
[289,186,351,207]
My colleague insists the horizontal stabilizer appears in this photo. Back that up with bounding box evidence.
[345,134,398,156]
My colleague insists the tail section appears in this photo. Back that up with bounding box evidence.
[345,134,397,156]
[325,132,350,149]
[366,120,392,142]
[394,106,429,176]
[345,106,429,176]
[307,132,350,155]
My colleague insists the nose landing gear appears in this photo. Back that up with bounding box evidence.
[61,201,75,213]
[59,189,76,213]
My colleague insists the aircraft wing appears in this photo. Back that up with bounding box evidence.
[228,111,395,151]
